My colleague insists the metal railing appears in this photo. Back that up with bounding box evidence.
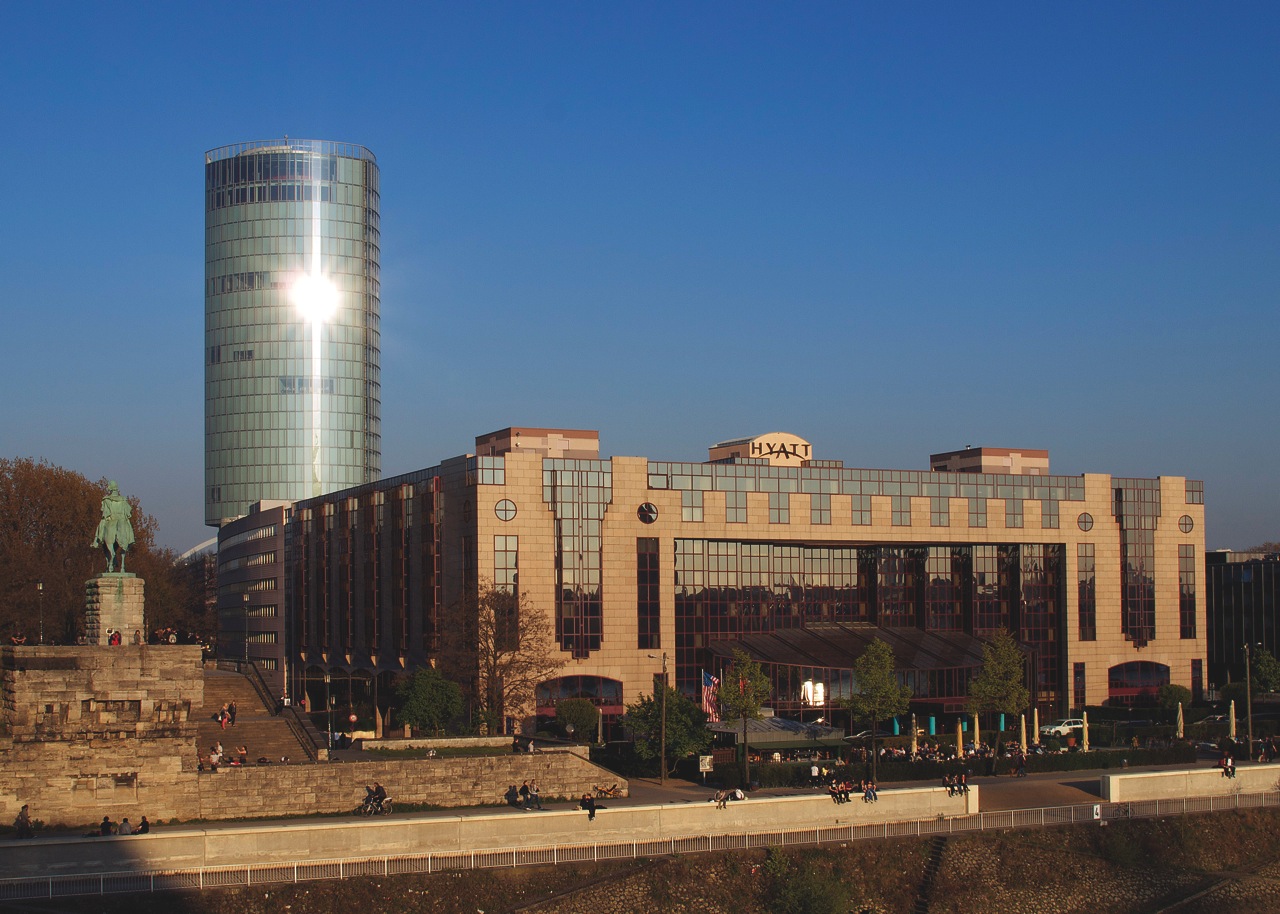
[3,789,1277,902]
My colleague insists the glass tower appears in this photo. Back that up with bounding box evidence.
[204,139,381,526]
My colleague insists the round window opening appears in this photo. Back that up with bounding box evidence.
[1179,514,1194,533]
[495,499,517,522]
[638,503,659,524]
[1078,513,1094,532]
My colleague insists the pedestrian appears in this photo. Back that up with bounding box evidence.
[229,701,237,726]
[220,703,228,730]
[13,804,34,839]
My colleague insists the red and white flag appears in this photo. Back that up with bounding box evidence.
[702,671,720,722]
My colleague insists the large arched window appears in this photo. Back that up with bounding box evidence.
[1108,661,1170,706]
[536,676,624,716]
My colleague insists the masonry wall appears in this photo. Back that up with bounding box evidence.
[0,645,204,824]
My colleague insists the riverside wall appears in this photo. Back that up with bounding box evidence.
[1101,763,1280,802]
[0,785,977,880]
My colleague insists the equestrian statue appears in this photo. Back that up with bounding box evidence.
[91,481,136,573]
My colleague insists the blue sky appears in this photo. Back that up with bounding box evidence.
[1,3,1276,551]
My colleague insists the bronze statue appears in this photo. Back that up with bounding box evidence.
[91,481,135,573]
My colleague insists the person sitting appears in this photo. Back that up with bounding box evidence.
[504,784,521,809]
[943,773,955,797]
[118,818,134,835]
[365,782,388,812]
[714,789,729,809]
[236,746,248,764]
[863,780,878,802]
[137,816,150,834]
[99,816,114,836]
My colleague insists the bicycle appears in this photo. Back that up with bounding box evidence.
[355,796,393,816]
[594,784,621,799]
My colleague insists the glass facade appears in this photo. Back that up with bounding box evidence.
[205,139,381,526]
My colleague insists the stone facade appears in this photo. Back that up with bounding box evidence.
[84,575,145,645]
[0,645,203,825]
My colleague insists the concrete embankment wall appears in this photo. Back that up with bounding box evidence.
[1101,764,1280,802]
[0,785,977,880]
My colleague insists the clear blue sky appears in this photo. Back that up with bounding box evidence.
[1,3,1276,552]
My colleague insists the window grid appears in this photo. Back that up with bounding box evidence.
[637,538,660,650]
[810,493,831,525]
[1179,544,1197,639]
[769,492,790,524]
[1077,544,1096,641]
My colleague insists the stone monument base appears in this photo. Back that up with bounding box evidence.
[85,574,144,645]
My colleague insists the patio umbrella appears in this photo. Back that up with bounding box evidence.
[972,713,981,750]
[956,718,965,757]
[1082,711,1090,752]
[1033,707,1040,742]
[1229,700,1237,739]
[1019,713,1028,753]
[910,713,918,757]
[1176,702,1184,740]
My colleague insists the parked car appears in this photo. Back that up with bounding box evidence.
[1201,714,1236,725]
[844,730,895,742]
[1038,718,1084,737]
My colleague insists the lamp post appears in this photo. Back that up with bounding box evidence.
[242,592,250,663]
[324,672,333,750]
[1245,642,1255,760]
[648,652,668,784]
[36,582,43,645]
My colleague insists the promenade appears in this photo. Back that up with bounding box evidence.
[4,755,1275,902]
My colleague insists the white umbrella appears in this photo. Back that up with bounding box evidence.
[956,718,965,757]
[910,713,918,757]
[1033,707,1040,743]
[1176,702,1184,740]
[1082,711,1090,752]
[1229,700,1237,739]
[1019,713,1027,753]
[972,713,981,750]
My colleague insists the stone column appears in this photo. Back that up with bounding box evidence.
[84,574,145,645]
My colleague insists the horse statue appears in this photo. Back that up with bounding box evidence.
[91,481,136,573]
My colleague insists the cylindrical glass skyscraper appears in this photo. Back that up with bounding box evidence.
[204,139,381,526]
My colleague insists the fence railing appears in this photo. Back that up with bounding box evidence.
[3,789,1278,902]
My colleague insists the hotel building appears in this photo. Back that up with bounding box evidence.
[284,431,1207,732]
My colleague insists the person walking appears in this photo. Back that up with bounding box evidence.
[229,701,238,726]
[13,804,33,839]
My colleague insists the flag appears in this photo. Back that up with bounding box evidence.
[702,671,720,722]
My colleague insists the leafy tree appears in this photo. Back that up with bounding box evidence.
[844,638,912,781]
[967,630,1029,771]
[1253,650,1280,693]
[394,666,463,735]
[0,459,165,643]
[1157,683,1193,710]
[439,582,564,735]
[716,648,773,787]
[555,697,600,742]
[1219,681,1249,710]
[1245,541,1280,554]
[624,684,712,777]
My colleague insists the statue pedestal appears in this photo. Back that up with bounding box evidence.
[85,574,145,645]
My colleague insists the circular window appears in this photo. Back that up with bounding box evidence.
[495,499,517,522]
[637,503,659,524]
[1078,513,1094,532]
[1179,514,1194,533]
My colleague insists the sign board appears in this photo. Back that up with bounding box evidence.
[699,755,714,773]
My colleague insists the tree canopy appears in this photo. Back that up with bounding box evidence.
[395,666,463,734]
[554,698,600,742]
[1252,649,1280,693]
[624,684,712,777]
[0,458,210,643]
[439,582,564,735]
[716,648,772,785]
[844,639,912,780]
[967,629,1030,716]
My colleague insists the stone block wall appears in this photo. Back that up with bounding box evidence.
[84,575,145,645]
[194,749,623,821]
[0,645,203,825]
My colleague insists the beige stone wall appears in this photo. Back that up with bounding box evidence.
[0,645,204,825]
[83,575,145,645]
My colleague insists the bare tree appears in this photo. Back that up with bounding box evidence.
[440,582,564,734]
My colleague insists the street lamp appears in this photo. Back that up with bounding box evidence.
[1245,642,1257,760]
[324,672,333,750]
[242,592,250,663]
[648,652,668,784]
[36,582,43,645]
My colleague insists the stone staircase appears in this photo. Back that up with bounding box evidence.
[197,669,311,765]
[911,835,948,914]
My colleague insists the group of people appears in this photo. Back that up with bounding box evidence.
[362,782,389,813]
[218,702,238,729]
[203,741,252,770]
[712,787,746,808]
[1219,752,1237,778]
[943,772,971,796]
[827,778,877,803]
[503,780,543,810]
[93,815,150,836]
